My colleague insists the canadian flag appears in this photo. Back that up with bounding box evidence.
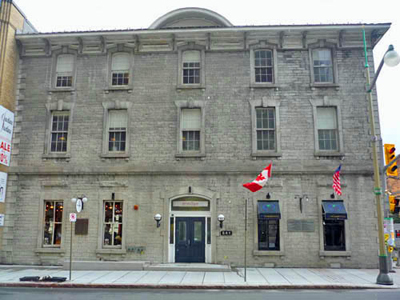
[243,164,272,192]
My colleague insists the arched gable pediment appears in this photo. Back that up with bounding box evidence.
[149,7,233,29]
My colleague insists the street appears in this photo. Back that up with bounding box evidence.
[0,288,399,300]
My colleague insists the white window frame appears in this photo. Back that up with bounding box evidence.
[49,111,69,153]
[308,40,339,88]
[310,98,344,157]
[51,47,77,90]
[101,101,131,158]
[106,46,133,90]
[175,100,206,158]
[250,41,278,88]
[317,107,339,152]
[111,52,131,87]
[250,98,281,157]
[43,101,74,159]
[42,200,64,248]
[102,200,124,249]
[177,44,206,89]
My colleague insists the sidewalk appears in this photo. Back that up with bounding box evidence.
[0,265,400,289]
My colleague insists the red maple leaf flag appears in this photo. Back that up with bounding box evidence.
[243,164,272,192]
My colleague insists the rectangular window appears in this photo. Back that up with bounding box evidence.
[111,53,130,86]
[43,201,63,247]
[50,112,69,152]
[103,201,123,247]
[108,110,127,152]
[313,49,333,83]
[323,220,345,251]
[56,54,74,87]
[256,108,275,151]
[182,51,200,84]
[255,50,273,83]
[182,108,201,151]
[317,107,338,151]
[258,219,280,251]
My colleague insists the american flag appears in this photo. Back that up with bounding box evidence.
[333,165,342,196]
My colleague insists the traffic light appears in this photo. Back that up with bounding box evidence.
[384,144,398,177]
[389,195,396,213]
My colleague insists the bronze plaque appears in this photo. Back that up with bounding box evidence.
[75,218,89,235]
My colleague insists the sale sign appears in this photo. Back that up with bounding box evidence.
[0,106,14,167]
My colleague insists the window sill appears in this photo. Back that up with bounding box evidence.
[252,151,282,158]
[314,151,344,158]
[176,84,205,90]
[101,153,130,160]
[104,86,133,93]
[253,250,284,256]
[319,250,351,257]
[96,248,127,255]
[250,83,279,90]
[310,83,340,90]
[48,88,75,93]
[42,153,71,160]
[35,247,65,254]
[175,153,206,159]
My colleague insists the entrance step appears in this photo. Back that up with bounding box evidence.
[63,261,149,271]
[145,263,231,272]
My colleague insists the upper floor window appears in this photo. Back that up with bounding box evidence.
[182,51,201,85]
[111,53,130,86]
[254,50,273,83]
[108,110,127,152]
[181,108,201,151]
[317,107,338,151]
[313,49,333,83]
[56,54,74,87]
[256,107,275,151]
[50,111,69,153]
[43,201,63,247]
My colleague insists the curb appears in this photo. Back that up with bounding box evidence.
[0,282,399,290]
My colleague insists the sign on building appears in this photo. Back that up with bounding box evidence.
[0,105,14,166]
[0,171,7,203]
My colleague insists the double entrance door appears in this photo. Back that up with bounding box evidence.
[175,217,205,263]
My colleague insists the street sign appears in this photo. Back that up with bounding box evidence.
[69,213,77,222]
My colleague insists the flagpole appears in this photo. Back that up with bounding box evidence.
[244,197,248,282]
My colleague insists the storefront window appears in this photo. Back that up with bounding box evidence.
[323,220,345,251]
[103,201,123,247]
[43,201,63,247]
[258,219,280,250]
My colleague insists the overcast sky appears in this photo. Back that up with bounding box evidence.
[15,0,400,153]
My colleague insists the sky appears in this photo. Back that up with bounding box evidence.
[14,0,400,153]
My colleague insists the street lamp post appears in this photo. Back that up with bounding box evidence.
[363,29,400,285]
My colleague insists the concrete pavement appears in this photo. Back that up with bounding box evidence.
[0,265,400,289]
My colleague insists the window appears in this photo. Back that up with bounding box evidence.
[313,49,333,83]
[250,99,281,157]
[317,107,338,151]
[50,112,69,153]
[103,201,123,247]
[257,201,281,251]
[182,51,200,85]
[181,108,201,151]
[256,108,275,151]
[323,220,345,251]
[101,101,131,158]
[111,53,130,86]
[258,219,280,251]
[43,201,63,247]
[177,45,205,89]
[108,110,127,152]
[56,54,74,87]
[254,50,273,83]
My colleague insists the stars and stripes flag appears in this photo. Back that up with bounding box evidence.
[333,164,342,196]
[243,164,272,192]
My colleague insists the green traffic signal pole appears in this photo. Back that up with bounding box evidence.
[362,27,393,285]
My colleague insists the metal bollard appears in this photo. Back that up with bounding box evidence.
[397,250,400,267]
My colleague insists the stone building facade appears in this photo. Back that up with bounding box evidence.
[1,8,391,268]
[0,0,35,259]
